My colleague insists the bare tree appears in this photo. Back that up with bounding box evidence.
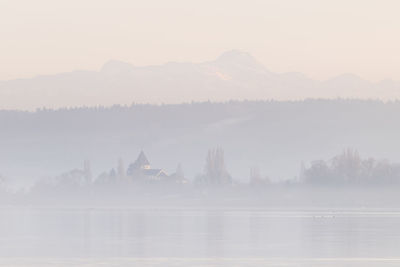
[201,148,232,185]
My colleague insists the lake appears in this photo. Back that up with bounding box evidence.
[1,207,400,266]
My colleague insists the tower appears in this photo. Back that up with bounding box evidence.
[133,150,151,169]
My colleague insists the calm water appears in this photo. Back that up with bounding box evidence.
[1,207,400,266]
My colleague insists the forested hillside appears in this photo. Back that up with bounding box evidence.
[1,99,400,185]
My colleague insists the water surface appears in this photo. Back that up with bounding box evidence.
[1,208,399,266]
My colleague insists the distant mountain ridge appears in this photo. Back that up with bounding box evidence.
[1,50,400,110]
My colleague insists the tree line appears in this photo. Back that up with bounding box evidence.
[1,147,400,195]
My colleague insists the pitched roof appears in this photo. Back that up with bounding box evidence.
[133,150,150,167]
[142,169,164,176]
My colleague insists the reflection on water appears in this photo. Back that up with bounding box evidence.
[1,208,400,266]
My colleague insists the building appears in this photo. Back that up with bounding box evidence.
[127,151,169,181]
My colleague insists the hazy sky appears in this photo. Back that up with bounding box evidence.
[1,0,400,81]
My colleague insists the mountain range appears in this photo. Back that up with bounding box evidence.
[1,50,400,110]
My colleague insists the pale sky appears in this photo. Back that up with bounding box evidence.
[1,0,400,81]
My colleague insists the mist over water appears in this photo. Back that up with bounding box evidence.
[2,207,400,266]
[2,3,400,262]
[1,99,400,266]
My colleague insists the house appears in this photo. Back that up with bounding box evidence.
[127,151,170,181]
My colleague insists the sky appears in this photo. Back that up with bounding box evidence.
[1,0,400,82]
